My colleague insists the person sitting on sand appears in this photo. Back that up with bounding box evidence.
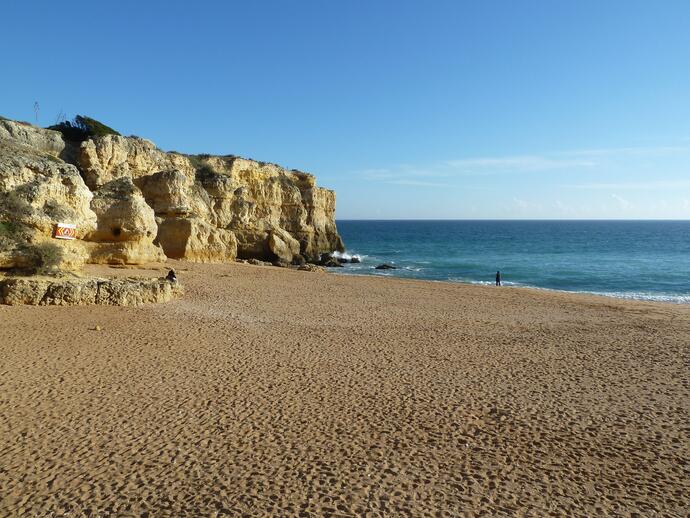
[165,269,177,283]
[495,271,501,286]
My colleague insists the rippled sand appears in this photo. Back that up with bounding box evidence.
[1,261,688,516]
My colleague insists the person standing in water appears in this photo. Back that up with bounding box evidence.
[495,271,501,286]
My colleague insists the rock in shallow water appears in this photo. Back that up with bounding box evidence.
[375,263,397,270]
[318,252,344,267]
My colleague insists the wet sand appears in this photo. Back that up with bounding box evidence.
[1,261,689,516]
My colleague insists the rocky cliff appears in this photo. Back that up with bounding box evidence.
[0,118,344,271]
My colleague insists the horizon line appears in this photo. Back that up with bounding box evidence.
[335,218,690,222]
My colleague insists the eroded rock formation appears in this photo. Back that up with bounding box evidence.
[0,124,96,271]
[0,276,183,306]
[0,118,344,270]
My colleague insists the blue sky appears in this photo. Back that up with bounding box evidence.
[3,0,690,219]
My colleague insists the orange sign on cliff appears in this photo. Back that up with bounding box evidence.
[54,223,77,240]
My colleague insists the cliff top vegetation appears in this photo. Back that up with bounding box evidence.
[48,115,121,142]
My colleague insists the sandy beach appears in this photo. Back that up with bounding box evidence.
[1,261,688,516]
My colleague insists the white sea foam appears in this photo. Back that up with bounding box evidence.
[450,278,522,287]
[332,251,364,262]
[581,291,690,304]
[437,277,690,304]
[505,284,690,304]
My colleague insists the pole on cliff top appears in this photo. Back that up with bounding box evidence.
[34,102,40,125]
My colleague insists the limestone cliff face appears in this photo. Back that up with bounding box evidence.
[87,177,166,265]
[0,118,344,269]
[0,122,96,270]
[191,156,343,261]
[78,135,195,189]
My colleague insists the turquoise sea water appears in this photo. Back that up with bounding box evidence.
[335,220,690,303]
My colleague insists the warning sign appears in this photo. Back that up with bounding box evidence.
[54,222,77,240]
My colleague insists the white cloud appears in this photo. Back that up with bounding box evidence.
[359,168,393,180]
[385,179,452,187]
[553,200,578,216]
[444,155,595,173]
[356,142,690,185]
[564,179,690,190]
[611,194,633,210]
[510,197,543,213]
[562,145,688,157]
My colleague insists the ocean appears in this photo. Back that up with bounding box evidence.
[334,220,690,303]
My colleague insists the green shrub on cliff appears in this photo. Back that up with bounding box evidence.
[0,191,33,220]
[195,164,218,181]
[48,115,121,142]
[0,221,40,272]
[0,222,66,275]
[31,242,65,275]
[0,221,19,238]
[188,154,219,180]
